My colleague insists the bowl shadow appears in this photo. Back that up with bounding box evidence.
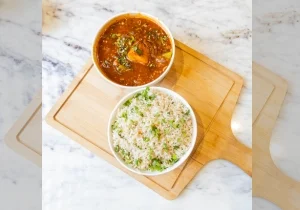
[158,46,184,89]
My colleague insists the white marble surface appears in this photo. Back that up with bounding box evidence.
[253,0,300,209]
[42,0,252,209]
[0,0,41,210]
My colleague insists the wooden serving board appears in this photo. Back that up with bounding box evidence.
[46,40,252,199]
[4,91,42,167]
[253,62,300,210]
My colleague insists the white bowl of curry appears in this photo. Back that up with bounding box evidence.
[92,12,175,88]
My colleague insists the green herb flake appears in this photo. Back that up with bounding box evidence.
[128,36,135,45]
[114,36,132,70]
[132,45,143,55]
[148,148,155,159]
[168,119,179,128]
[168,120,175,128]
[163,143,169,151]
[165,128,171,135]
[125,157,133,164]
[149,94,156,101]
[150,124,159,137]
[118,131,124,138]
[160,35,168,45]
[185,110,190,115]
[134,142,142,150]
[121,112,128,120]
[135,158,142,166]
[143,137,150,142]
[111,122,118,130]
[141,87,150,100]
[179,118,186,125]
[124,98,132,106]
[136,48,143,55]
[118,56,131,68]
[134,106,139,112]
[114,145,120,152]
[150,158,164,172]
[171,153,179,164]
[120,148,125,156]
[134,93,141,98]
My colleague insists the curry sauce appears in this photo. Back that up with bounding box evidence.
[95,17,172,86]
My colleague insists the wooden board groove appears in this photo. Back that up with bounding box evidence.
[4,91,42,167]
[17,104,42,155]
[46,40,251,199]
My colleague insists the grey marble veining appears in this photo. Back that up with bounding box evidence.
[0,0,42,210]
[0,0,41,137]
[42,0,252,209]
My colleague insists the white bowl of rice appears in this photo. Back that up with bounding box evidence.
[108,87,197,176]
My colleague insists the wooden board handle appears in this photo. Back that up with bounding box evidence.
[253,160,300,210]
[221,140,252,176]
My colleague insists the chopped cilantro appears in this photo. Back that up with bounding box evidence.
[114,145,120,152]
[124,98,132,106]
[135,158,142,166]
[121,112,128,120]
[132,45,143,55]
[185,110,190,115]
[149,158,164,171]
[143,137,150,142]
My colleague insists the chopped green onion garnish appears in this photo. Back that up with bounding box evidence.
[163,143,169,151]
[185,110,190,115]
[173,146,179,150]
[124,99,132,106]
[114,145,120,152]
[121,112,128,120]
[133,45,143,55]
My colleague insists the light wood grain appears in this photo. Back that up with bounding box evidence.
[4,91,42,167]
[253,74,274,123]
[46,40,251,199]
[253,62,300,210]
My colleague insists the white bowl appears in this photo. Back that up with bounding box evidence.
[92,12,175,89]
[107,87,197,176]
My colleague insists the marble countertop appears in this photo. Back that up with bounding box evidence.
[0,0,41,210]
[42,0,252,209]
[253,1,300,209]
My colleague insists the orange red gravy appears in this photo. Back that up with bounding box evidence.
[95,17,172,86]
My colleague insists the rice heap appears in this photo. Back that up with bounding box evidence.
[111,87,193,172]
